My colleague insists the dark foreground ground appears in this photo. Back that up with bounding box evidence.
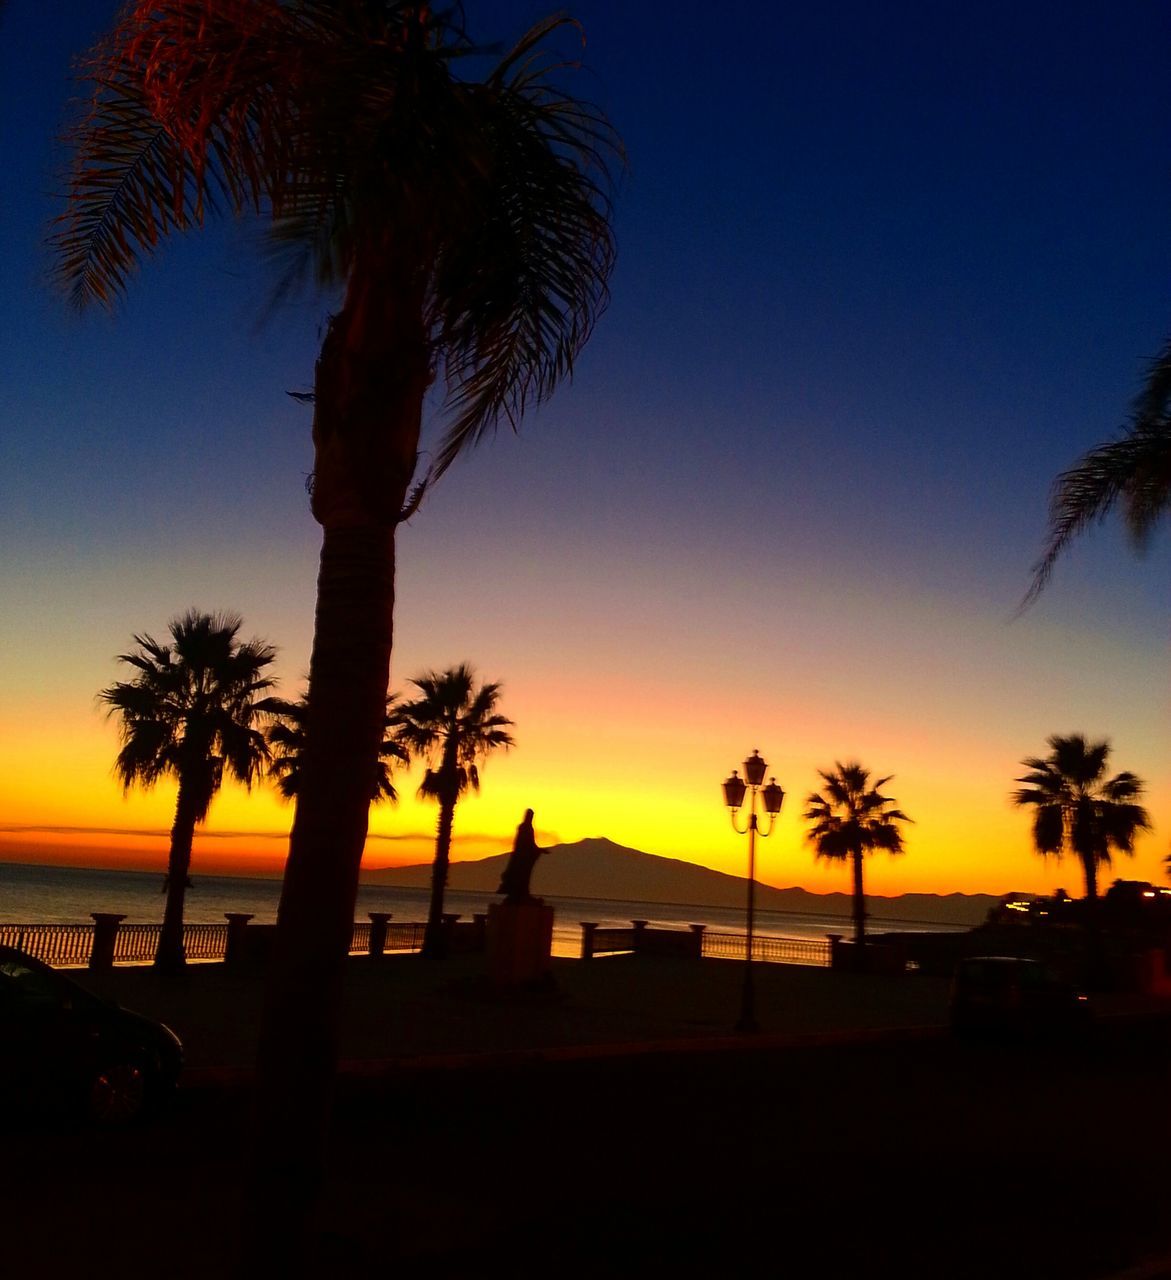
[3,956,1171,1278]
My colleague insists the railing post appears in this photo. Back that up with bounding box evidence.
[580,922,598,960]
[689,923,706,958]
[89,913,125,972]
[223,913,254,968]
[826,934,844,970]
[368,912,391,959]
[631,920,648,954]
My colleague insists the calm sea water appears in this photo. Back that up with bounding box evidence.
[0,861,964,957]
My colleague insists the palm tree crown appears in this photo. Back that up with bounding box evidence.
[101,610,277,812]
[804,762,911,947]
[393,663,515,801]
[1012,734,1150,903]
[100,609,277,967]
[54,1,620,491]
[266,694,405,804]
[1026,339,1171,604]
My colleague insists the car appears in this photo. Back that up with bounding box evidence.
[949,955,1091,1037]
[0,945,183,1124]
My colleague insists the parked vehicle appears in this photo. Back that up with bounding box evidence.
[0,946,182,1124]
[950,955,1091,1037]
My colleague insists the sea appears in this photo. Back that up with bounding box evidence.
[0,861,966,958]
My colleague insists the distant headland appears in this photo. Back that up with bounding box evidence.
[361,836,1000,926]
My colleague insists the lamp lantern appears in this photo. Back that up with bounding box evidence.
[762,777,785,816]
[743,750,767,788]
[723,770,747,811]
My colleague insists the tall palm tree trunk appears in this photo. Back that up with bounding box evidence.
[851,846,866,949]
[1081,849,1104,982]
[156,778,198,971]
[250,522,397,1243]
[424,792,458,959]
[1082,852,1100,906]
[248,262,428,1261]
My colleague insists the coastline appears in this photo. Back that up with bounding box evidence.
[0,856,993,927]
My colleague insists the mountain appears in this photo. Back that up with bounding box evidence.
[361,836,998,926]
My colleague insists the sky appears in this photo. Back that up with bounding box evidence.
[1,1,1168,899]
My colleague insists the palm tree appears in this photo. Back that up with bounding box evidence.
[100,610,277,971]
[1012,734,1150,907]
[265,694,405,804]
[1026,339,1171,604]
[55,2,618,1220]
[803,762,911,948]
[392,664,515,958]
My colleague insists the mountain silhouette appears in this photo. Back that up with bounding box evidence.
[362,836,997,924]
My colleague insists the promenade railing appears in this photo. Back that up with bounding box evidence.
[0,922,93,967]
[702,931,831,968]
[6,915,832,971]
[579,920,832,968]
[0,915,430,969]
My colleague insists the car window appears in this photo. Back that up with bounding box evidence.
[0,959,70,1010]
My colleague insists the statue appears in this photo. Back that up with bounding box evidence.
[497,809,545,903]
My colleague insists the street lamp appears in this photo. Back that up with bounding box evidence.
[722,749,785,1033]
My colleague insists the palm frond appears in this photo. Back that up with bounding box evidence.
[802,761,910,863]
[265,690,400,804]
[100,609,277,807]
[1025,338,1171,605]
[428,27,622,479]
[392,662,513,791]
[1011,735,1151,876]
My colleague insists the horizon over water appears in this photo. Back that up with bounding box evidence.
[0,861,967,957]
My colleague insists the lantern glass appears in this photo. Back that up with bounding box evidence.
[743,750,767,788]
[723,770,747,810]
[762,778,785,815]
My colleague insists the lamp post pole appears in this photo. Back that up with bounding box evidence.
[723,750,784,1034]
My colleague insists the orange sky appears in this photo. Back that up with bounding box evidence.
[2,588,1167,899]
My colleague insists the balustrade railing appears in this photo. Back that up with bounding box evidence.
[384,922,426,952]
[581,922,830,967]
[703,931,831,967]
[3,917,832,970]
[183,923,230,960]
[0,923,93,967]
[0,917,427,968]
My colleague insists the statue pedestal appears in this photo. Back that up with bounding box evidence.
[487,900,554,986]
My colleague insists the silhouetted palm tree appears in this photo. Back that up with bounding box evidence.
[804,762,911,948]
[1012,734,1150,906]
[265,694,404,804]
[1027,340,1171,603]
[56,2,618,1225]
[100,611,277,970]
[392,665,515,958]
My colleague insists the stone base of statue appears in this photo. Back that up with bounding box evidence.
[487,899,554,987]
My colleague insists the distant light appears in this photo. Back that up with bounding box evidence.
[1143,890,1156,898]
